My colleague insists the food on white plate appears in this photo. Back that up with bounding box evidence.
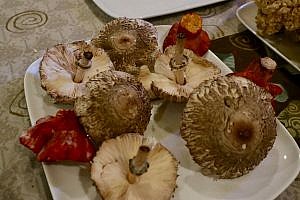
[40,40,114,104]
[91,134,178,200]
[19,109,96,162]
[255,0,300,38]
[74,70,152,144]
[181,75,276,179]
[91,17,160,75]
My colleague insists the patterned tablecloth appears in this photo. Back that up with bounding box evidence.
[0,0,299,199]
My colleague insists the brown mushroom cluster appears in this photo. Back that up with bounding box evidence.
[181,75,277,179]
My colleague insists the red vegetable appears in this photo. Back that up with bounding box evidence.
[163,13,210,56]
[19,110,95,162]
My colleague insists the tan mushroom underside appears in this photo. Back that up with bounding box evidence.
[151,46,221,102]
[40,41,113,103]
[181,75,277,179]
[91,134,178,200]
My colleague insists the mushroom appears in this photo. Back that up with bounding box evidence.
[181,75,277,179]
[91,18,159,75]
[91,133,178,200]
[40,40,114,103]
[74,70,152,144]
[151,44,221,102]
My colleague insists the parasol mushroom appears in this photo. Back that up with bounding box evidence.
[40,40,114,103]
[151,43,221,102]
[91,133,178,200]
[91,17,159,75]
[181,75,277,179]
[74,70,152,144]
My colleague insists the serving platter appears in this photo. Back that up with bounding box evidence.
[24,25,300,200]
[92,0,229,19]
[236,1,300,73]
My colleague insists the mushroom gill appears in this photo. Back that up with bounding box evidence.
[91,18,159,75]
[151,45,221,102]
[181,75,277,179]
[40,40,114,103]
[74,70,152,144]
[91,134,178,200]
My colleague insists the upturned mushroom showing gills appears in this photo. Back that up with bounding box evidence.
[151,44,221,102]
[91,134,178,200]
[91,17,159,75]
[74,70,152,144]
[181,75,277,179]
[40,41,114,103]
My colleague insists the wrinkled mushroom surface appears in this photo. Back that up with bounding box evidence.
[74,70,152,144]
[40,41,114,103]
[181,75,276,179]
[91,18,159,75]
[91,133,178,200]
[151,46,221,102]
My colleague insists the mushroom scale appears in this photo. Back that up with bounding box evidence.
[91,18,159,74]
[91,134,178,200]
[151,46,221,102]
[40,41,114,103]
[74,70,152,144]
[181,75,277,179]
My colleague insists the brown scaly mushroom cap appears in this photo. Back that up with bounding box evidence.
[151,45,221,102]
[181,75,277,179]
[91,18,159,75]
[91,134,178,200]
[40,41,114,103]
[74,70,152,144]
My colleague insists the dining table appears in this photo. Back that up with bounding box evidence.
[0,0,299,199]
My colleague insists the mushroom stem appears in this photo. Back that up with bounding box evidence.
[170,33,188,85]
[128,145,150,184]
[73,51,93,83]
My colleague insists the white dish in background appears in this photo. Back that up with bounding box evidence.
[236,1,300,73]
[24,25,300,200]
[92,0,229,18]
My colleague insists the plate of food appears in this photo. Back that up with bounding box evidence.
[92,0,230,18]
[236,1,300,73]
[22,14,300,200]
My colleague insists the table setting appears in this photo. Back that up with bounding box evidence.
[0,0,299,200]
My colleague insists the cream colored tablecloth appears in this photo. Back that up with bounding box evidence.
[0,0,299,199]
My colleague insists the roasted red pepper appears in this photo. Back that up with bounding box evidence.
[19,110,96,162]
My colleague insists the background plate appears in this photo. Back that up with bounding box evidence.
[236,1,300,73]
[92,0,229,18]
[24,25,300,200]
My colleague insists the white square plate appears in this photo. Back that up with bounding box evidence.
[24,25,300,200]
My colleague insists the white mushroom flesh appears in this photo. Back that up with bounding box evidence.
[91,134,178,200]
[40,41,114,103]
[151,46,221,102]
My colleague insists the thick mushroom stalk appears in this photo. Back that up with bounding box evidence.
[91,134,178,200]
[73,51,93,83]
[181,75,277,179]
[127,145,150,184]
[170,33,188,85]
